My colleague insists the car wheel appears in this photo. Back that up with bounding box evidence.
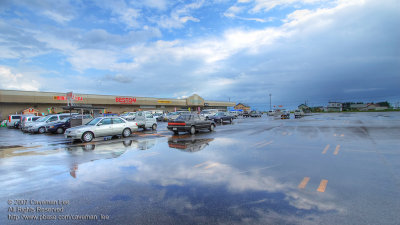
[56,127,64,134]
[152,124,157,130]
[38,127,45,134]
[122,128,131,138]
[209,124,215,132]
[190,126,196,135]
[82,132,94,143]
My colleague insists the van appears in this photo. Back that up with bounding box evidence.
[7,115,22,128]
[21,116,42,132]
[135,111,157,130]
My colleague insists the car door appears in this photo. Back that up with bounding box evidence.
[95,118,113,137]
[112,118,126,134]
[145,113,154,128]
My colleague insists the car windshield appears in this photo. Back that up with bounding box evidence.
[86,117,102,125]
[176,115,192,121]
[120,113,130,116]
[36,116,49,122]
[59,118,69,123]
[216,112,224,116]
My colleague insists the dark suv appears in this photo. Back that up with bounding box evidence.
[167,113,216,135]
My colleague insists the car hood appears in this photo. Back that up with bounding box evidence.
[31,122,47,127]
[67,124,93,132]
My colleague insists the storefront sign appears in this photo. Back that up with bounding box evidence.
[116,97,137,104]
[53,96,83,101]
[157,100,172,104]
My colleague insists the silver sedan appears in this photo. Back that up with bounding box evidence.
[65,117,138,142]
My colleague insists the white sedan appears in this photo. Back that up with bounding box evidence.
[65,117,138,142]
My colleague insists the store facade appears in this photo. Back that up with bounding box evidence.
[0,90,235,120]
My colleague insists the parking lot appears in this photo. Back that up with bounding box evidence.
[1,112,400,225]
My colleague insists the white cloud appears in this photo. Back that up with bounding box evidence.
[0,66,40,91]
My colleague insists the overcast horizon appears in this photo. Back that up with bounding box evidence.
[1,0,399,110]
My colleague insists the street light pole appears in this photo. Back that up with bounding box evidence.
[269,93,272,111]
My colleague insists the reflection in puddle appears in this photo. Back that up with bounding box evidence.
[65,138,158,178]
[168,137,214,152]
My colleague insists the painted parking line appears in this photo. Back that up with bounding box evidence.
[322,144,330,154]
[317,179,328,192]
[298,177,310,189]
[333,145,341,155]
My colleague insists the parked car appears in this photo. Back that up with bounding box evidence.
[229,111,240,118]
[200,109,218,119]
[46,118,71,134]
[120,112,136,121]
[27,113,76,133]
[164,111,189,122]
[21,115,42,132]
[167,113,216,135]
[243,111,250,118]
[281,111,290,119]
[65,117,138,142]
[250,111,262,117]
[135,111,157,130]
[294,109,305,118]
[209,112,235,124]
[6,114,22,128]
[152,113,164,122]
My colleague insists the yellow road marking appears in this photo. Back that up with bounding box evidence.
[340,134,344,137]
[257,141,273,148]
[2,145,42,151]
[193,161,210,168]
[322,144,330,154]
[333,133,337,137]
[334,145,341,155]
[204,163,220,169]
[298,177,310,189]
[252,141,265,147]
[317,179,328,192]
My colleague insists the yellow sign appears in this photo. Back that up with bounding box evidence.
[158,100,171,104]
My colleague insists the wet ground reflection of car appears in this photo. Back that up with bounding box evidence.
[168,137,214,152]
[65,138,158,178]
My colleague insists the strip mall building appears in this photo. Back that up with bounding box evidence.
[0,89,235,120]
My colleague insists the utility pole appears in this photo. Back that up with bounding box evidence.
[269,93,272,111]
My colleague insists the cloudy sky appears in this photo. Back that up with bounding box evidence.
[0,0,399,109]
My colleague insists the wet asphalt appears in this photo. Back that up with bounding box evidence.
[0,112,399,225]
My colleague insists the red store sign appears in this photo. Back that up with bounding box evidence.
[116,97,137,104]
[54,96,83,101]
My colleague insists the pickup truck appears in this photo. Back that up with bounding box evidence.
[135,111,157,130]
[209,112,235,124]
[294,110,305,118]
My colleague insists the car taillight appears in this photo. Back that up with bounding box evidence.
[25,118,28,121]
[9,116,11,122]
[168,122,186,126]
[135,123,137,126]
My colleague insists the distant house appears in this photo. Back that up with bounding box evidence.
[327,102,342,112]
[298,104,311,113]
[310,106,324,112]
[234,103,250,112]
[366,104,388,111]
[350,103,368,111]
